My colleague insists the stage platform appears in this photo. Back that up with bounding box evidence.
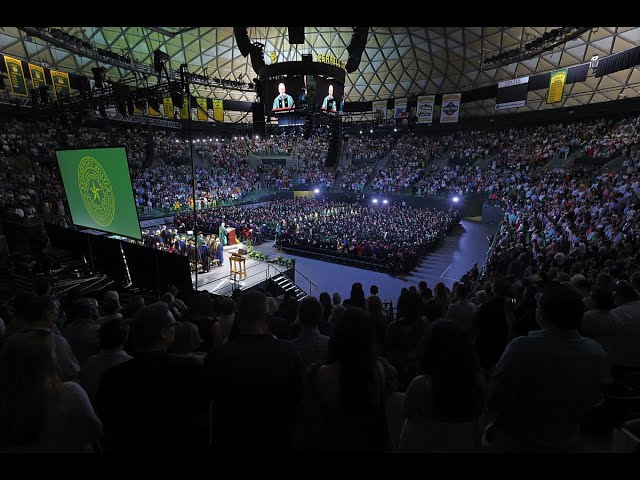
[191,242,289,296]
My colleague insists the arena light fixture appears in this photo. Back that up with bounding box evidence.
[359,130,363,134]
[372,198,378,204]
[452,196,460,203]
[314,188,320,194]
[393,128,397,132]
[370,129,373,133]
[383,199,388,204]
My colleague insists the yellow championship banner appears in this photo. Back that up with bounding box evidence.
[197,98,208,121]
[212,99,224,122]
[4,55,28,96]
[28,63,46,90]
[547,68,568,104]
[180,103,189,120]
[162,97,173,118]
[148,104,161,117]
[50,70,71,97]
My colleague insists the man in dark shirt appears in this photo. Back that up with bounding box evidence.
[204,291,303,451]
[96,302,207,452]
[487,283,612,451]
[473,278,511,372]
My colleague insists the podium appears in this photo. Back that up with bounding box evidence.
[229,253,247,281]
[226,227,236,245]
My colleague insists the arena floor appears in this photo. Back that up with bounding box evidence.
[254,219,498,304]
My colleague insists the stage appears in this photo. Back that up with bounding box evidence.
[192,242,289,296]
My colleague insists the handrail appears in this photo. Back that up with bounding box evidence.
[293,267,317,295]
[480,218,504,280]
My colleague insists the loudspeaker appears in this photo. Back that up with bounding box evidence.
[302,53,312,63]
[288,26,305,44]
[234,27,252,57]
[252,102,265,136]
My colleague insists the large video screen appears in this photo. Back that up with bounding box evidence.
[56,147,142,240]
[266,76,304,113]
[315,77,345,113]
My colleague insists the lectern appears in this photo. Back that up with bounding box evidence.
[226,227,236,245]
[229,253,247,281]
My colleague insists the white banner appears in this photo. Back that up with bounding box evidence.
[439,93,461,124]
[394,98,408,119]
[498,76,530,89]
[372,100,387,120]
[417,95,435,124]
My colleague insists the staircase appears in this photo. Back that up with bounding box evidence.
[600,155,627,174]
[271,272,308,300]
[364,149,393,192]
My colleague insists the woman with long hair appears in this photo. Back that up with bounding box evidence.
[0,330,102,451]
[318,292,333,336]
[401,320,486,451]
[342,283,366,309]
[425,282,450,321]
[366,295,389,352]
[297,307,396,451]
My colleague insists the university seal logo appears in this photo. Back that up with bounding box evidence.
[443,102,458,116]
[77,156,115,227]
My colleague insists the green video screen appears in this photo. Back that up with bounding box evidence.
[56,147,142,240]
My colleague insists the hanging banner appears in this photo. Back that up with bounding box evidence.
[162,97,173,118]
[417,95,435,124]
[213,99,224,122]
[180,102,189,120]
[148,104,161,117]
[28,63,47,91]
[4,56,28,96]
[547,68,568,104]
[372,100,387,120]
[197,97,209,121]
[50,70,71,97]
[394,98,408,119]
[496,76,529,110]
[439,93,461,124]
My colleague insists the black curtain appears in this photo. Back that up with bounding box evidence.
[595,46,640,77]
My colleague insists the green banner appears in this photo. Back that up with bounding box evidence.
[55,147,141,240]
[28,63,47,90]
[51,69,71,97]
[4,55,28,96]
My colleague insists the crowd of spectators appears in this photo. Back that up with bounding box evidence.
[248,134,295,155]
[338,164,370,192]
[347,134,394,160]
[4,111,640,453]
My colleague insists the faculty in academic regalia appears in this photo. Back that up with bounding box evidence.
[199,241,210,273]
[219,222,228,247]
[214,236,224,266]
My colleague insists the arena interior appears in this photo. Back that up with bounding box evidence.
[1,26,640,452]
